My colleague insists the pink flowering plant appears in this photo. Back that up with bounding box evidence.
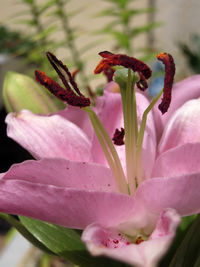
[1,50,200,267]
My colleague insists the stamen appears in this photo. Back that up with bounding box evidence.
[157,53,175,114]
[136,73,149,91]
[72,68,79,80]
[94,51,152,90]
[101,233,131,249]
[86,85,95,99]
[135,236,144,245]
[136,89,163,184]
[46,52,83,96]
[99,51,113,58]
[112,128,125,146]
[35,70,90,107]
[84,107,128,195]
[103,67,115,82]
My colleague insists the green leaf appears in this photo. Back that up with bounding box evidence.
[159,215,198,267]
[94,21,120,34]
[128,7,156,15]
[54,0,69,4]
[120,8,156,24]
[22,0,34,4]
[95,8,118,17]
[79,40,105,54]
[35,26,57,40]
[105,0,131,9]
[15,18,38,27]
[0,214,53,254]
[192,34,200,54]
[179,42,200,74]
[131,22,163,37]
[110,31,130,49]
[10,10,32,18]
[19,216,128,267]
[168,214,200,267]
[67,5,88,18]
[39,0,56,15]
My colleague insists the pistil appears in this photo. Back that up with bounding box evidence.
[124,69,138,194]
[35,51,175,197]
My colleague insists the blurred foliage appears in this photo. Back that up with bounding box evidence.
[2,0,160,71]
[168,214,200,267]
[159,214,198,267]
[94,0,161,59]
[1,0,162,95]
[0,26,35,55]
[179,34,200,74]
[3,0,94,90]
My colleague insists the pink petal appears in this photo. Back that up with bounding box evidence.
[6,110,91,161]
[152,143,200,178]
[0,158,140,228]
[135,173,200,217]
[104,81,120,93]
[58,105,93,139]
[82,209,180,267]
[0,179,135,229]
[2,158,118,192]
[153,75,200,138]
[162,75,200,125]
[158,98,200,154]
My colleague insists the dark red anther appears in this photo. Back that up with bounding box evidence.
[137,73,149,91]
[99,51,113,58]
[46,52,83,96]
[95,51,152,90]
[112,128,125,146]
[35,70,90,107]
[157,52,175,114]
[135,236,144,245]
[86,85,95,99]
[35,52,90,108]
[103,67,115,82]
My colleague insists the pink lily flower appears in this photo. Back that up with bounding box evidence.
[1,51,200,266]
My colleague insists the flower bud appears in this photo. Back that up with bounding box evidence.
[3,71,65,114]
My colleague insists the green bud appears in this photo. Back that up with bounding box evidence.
[3,71,65,114]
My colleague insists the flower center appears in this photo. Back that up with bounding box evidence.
[101,233,130,249]
[98,229,149,250]
[93,51,175,195]
[35,51,175,196]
